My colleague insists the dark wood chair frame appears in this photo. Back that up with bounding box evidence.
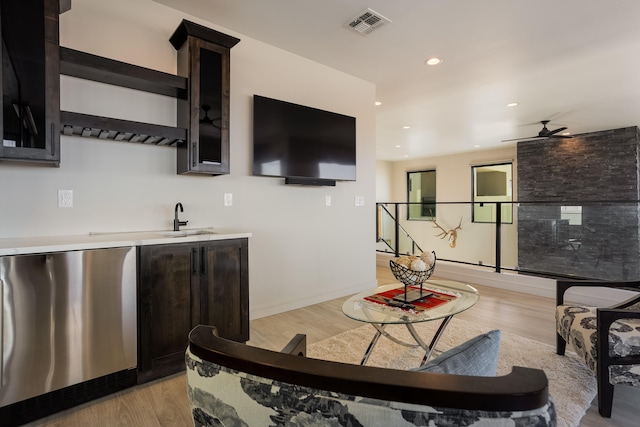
[556,279,640,417]
[188,325,550,412]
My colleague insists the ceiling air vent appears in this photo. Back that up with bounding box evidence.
[345,8,391,36]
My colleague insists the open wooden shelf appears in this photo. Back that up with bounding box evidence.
[60,111,186,146]
[59,47,187,146]
[60,47,187,98]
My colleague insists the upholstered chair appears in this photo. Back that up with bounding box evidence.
[556,279,640,417]
[185,325,555,426]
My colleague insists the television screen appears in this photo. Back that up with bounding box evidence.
[253,95,356,183]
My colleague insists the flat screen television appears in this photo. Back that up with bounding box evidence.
[252,95,356,185]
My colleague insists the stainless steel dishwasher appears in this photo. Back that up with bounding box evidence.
[0,246,137,408]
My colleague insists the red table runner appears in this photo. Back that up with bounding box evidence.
[364,285,457,313]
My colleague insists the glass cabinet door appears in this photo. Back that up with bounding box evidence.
[172,20,239,176]
[191,40,229,174]
[0,0,60,165]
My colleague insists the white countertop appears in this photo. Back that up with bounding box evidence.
[0,228,252,256]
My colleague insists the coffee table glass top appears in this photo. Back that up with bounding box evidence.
[342,280,479,325]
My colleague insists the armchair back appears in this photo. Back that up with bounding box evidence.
[186,325,555,426]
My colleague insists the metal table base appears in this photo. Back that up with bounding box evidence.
[360,315,453,366]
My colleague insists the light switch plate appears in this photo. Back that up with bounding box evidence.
[355,196,364,207]
[325,195,331,206]
[224,193,233,206]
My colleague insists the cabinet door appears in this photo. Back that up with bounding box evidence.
[200,239,249,342]
[177,37,231,175]
[138,243,198,382]
[0,0,60,164]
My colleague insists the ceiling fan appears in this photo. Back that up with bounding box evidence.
[200,104,221,129]
[502,120,573,142]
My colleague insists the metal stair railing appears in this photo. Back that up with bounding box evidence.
[377,203,423,257]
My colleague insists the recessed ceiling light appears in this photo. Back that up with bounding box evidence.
[474,144,481,148]
[562,132,571,136]
[403,154,409,158]
[403,126,411,129]
[507,102,519,107]
[425,57,442,66]
[375,101,382,106]
[395,145,401,148]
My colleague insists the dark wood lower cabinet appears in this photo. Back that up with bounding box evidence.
[137,238,249,383]
[200,239,249,342]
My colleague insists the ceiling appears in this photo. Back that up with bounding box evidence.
[154,0,640,161]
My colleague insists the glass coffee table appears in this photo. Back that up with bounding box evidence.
[342,279,479,365]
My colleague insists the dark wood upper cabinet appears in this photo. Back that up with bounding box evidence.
[0,0,60,165]
[0,9,240,171]
[170,20,240,175]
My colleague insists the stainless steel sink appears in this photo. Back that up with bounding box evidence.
[156,229,216,237]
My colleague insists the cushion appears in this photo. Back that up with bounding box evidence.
[556,305,598,372]
[412,329,501,376]
[556,304,640,385]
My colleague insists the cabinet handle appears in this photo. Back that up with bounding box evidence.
[201,247,207,275]
[192,142,197,167]
[192,248,197,275]
[51,123,56,156]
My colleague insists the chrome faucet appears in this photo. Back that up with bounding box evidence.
[173,202,188,231]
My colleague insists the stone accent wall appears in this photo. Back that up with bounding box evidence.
[517,127,640,280]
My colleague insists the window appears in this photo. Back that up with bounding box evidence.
[472,163,513,223]
[561,206,582,225]
[407,170,436,220]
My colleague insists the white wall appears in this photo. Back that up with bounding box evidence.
[375,160,393,202]
[0,0,377,319]
[380,147,518,267]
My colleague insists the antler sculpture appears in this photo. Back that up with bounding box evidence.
[433,218,463,248]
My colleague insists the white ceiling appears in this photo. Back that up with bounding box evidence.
[154,0,640,161]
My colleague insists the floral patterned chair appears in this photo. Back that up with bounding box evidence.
[186,325,555,426]
[556,279,640,417]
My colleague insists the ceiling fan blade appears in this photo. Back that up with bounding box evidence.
[547,126,567,135]
[502,133,573,142]
[501,136,544,142]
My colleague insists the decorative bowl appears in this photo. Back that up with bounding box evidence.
[389,251,436,287]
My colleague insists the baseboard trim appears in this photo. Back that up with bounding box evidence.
[250,280,376,320]
[433,261,555,298]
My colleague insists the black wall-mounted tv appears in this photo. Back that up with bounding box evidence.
[252,95,356,185]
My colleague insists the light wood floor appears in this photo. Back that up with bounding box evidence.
[25,267,638,426]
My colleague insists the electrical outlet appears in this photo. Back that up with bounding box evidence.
[58,190,73,208]
[325,195,331,206]
[224,193,233,206]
